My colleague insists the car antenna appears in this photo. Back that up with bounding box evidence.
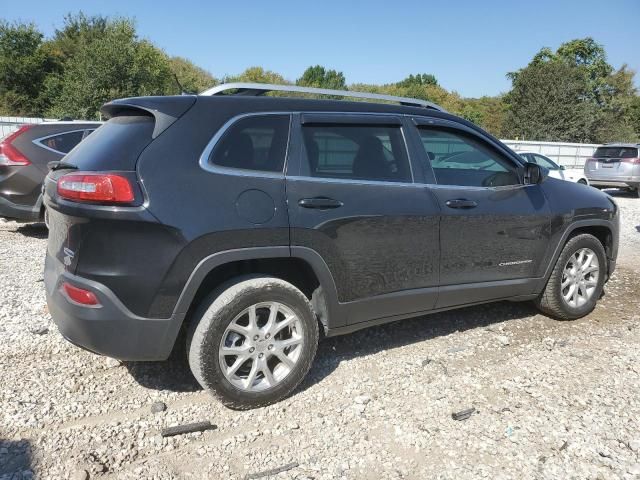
[173,74,194,95]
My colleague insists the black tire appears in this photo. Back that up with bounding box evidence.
[577,179,587,185]
[187,276,319,410]
[535,234,606,320]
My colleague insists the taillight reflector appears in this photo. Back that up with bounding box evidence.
[0,124,33,166]
[57,173,135,204]
[61,282,100,306]
[622,157,640,164]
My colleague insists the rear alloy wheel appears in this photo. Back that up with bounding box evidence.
[535,234,606,320]
[187,276,318,409]
[219,302,305,392]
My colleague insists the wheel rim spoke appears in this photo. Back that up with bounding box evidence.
[227,355,248,376]
[273,314,297,335]
[244,359,259,389]
[274,350,295,370]
[274,336,302,350]
[262,364,276,387]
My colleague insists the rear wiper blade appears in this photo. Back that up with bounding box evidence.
[47,161,78,171]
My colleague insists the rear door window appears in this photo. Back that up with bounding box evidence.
[300,124,411,183]
[209,115,290,173]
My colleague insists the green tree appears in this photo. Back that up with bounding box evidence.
[224,66,289,85]
[630,95,640,140]
[48,16,173,119]
[397,73,438,88]
[296,65,347,90]
[506,38,638,142]
[0,21,58,116]
[168,56,217,94]
[504,59,595,142]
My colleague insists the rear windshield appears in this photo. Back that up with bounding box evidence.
[593,147,638,159]
[63,115,154,171]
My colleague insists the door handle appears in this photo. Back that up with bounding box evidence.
[445,198,478,209]
[298,197,343,209]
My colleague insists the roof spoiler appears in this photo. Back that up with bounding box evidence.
[101,95,197,139]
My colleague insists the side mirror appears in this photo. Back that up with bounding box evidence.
[524,162,546,184]
[560,165,566,171]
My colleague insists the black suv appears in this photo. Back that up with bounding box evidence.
[0,121,101,221]
[43,83,619,409]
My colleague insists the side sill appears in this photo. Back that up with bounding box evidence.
[325,295,535,338]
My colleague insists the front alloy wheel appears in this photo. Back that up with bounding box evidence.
[560,248,600,308]
[535,234,606,320]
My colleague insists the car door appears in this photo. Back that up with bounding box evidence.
[286,113,441,327]
[409,117,552,309]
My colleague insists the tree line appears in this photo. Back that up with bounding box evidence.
[1,13,638,143]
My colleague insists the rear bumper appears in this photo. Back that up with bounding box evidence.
[0,195,41,221]
[44,253,185,361]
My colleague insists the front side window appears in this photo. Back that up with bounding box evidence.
[418,128,520,187]
[40,130,85,154]
[302,124,411,183]
[210,115,290,173]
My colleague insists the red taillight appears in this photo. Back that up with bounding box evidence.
[57,172,135,204]
[622,157,640,164]
[61,282,100,306]
[0,124,33,166]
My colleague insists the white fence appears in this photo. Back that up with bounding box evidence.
[501,139,599,168]
[1,117,599,169]
[0,116,56,138]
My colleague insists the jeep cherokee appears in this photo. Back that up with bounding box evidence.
[43,83,619,409]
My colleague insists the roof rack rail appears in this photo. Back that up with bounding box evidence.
[199,82,446,112]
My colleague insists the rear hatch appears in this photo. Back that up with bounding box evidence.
[44,96,196,275]
[585,146,640,180]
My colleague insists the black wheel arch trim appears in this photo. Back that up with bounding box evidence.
[171,245,344,329]
[536,218,618,291]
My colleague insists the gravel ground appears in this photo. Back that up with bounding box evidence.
[1,190,639,480]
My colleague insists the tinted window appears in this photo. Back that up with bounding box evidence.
[210,115,290,172]
[593,146,638,159]
[301,125,411,182]
[532,154,559,170]
[418,128,520,187]
[40,130,85,154]
[63,116,154,171]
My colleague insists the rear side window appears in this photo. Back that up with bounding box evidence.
[39,130,85,154]
[418,128,520,187]
[301,125,411,183]
[594,147,638,158]
[210,115,290,173]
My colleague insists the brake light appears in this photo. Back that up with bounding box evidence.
[622,157,640,164]
[61,282,100,306]
[0,124,33,166]
[57,172,135,204]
